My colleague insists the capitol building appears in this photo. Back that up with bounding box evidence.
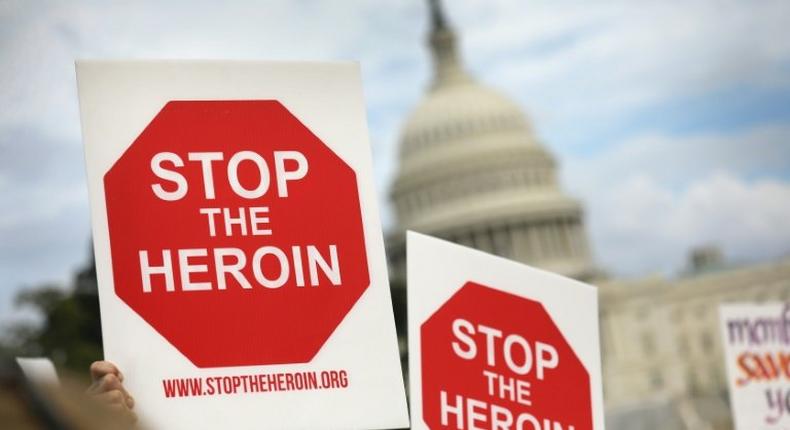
[387,2,790,429]
[387,1,596,283]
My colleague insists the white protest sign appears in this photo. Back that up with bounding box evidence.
[720,303,790,429]
[407,231,604,430]
[76,61,408,430]
[16,357,60,388]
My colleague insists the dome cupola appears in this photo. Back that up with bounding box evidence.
[388,0,596,281]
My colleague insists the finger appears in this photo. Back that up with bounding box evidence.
[90,361,121,383]
[96,389,127,406]
[104,399,138,424]
[88,374,134,408]
[126,408,138,425]
[87,373,123,394]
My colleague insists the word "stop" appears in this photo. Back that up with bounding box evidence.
[151,150,308,200]
[452,318,559,380]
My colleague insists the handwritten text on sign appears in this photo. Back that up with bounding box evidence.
[721,303,790,428]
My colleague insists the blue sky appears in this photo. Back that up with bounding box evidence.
[1,0,790,327]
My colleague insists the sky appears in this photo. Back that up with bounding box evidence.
[1,0,790,327]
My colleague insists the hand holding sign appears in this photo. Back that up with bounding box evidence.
[86,361,136,425]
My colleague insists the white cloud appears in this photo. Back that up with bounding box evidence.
[565,124,790,189]
[0,0,789,324]
[372,0,790,231]
[595,172,790,276]
[437,0,790,131]
[564,124,790,276]
[0,0,430,324]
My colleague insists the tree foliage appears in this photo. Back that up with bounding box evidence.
[2,256,102,378]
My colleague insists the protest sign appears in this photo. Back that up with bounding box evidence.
[16,357,60,387]
[76,61,408,429]
[720,303,790,429]
[407,232,604,429]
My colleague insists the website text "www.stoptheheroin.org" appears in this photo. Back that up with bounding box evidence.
[162,369,349,398]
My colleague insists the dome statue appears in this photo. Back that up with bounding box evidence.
[387,0,596,282]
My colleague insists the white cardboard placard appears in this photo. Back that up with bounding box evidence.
[407,231,604,429]
[720,302,790,430]
[76,60,408,430]
[16,357,60,387]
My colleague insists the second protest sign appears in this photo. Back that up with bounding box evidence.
[407,232,604,430]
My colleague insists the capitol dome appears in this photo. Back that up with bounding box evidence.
[387,0,596,281]
[398,83,533,162]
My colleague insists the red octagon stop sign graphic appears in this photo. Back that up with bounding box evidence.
[421,282,591,430]
[104,100,369,368]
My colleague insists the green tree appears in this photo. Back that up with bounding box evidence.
[2,254,102,378]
